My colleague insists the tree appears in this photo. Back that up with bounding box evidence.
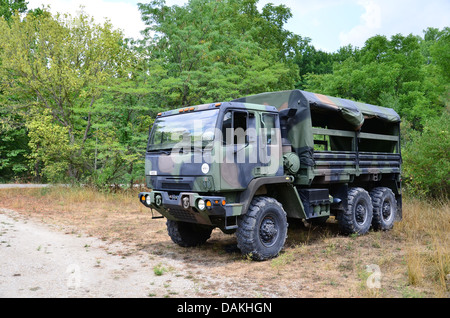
[304,32,448,128]
[138,0,299,108]
[0,9,131,182]
[0,106,29,182]
[292,36,334,89]
[428,27,450,82]
[87,52,163,188]
[0,0,30,182]
[402,110,450,197]
[0,0,27,22]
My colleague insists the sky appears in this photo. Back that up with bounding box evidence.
[27,0,450,52]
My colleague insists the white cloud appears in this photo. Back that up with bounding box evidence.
[339,0,381,48]
[359,0,381,29]
[339,0,450,49]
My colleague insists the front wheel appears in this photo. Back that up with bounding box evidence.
[166,220,213,247]
[236,197,288,261]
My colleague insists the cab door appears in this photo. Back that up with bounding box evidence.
[219,110,257,190]
[257,112,283,177]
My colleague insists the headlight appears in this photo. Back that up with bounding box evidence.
[145,195,151,206]
[197,199,205,211]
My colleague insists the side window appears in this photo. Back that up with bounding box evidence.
[233,111,247,145]
[261,113,277,145]
[222,111,248,145]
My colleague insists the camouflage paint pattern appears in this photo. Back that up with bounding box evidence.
[232,90,400,169]
[233,90,401,185]
[140,90,402,228]
[141,101,289,227]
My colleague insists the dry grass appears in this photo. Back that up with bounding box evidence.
[1,186,449,298]
[393,198,450,297]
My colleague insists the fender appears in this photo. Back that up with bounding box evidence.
[239,176,306,219]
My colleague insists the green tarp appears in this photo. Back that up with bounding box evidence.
[232,90,401,167]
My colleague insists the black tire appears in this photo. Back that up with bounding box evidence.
[370,187,397,231]
[166,220,213,247]
[236,196,288,261]
[338,187,373,235]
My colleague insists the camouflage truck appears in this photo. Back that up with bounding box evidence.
[139,90,402,260]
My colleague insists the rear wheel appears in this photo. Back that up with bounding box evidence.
[166,220,213,247]
[236,196,288,261]
[370,187,397,231]
[338,187,373,235]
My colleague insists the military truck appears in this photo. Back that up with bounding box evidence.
[139,90,402,260]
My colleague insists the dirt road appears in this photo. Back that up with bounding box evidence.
[1,207,290,298]
[2,185,446,298]
[0,208,207,298]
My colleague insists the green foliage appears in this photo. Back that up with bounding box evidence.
[0,1,448,197]
[0,0,27,22]
[428,27,450,82]
[138,0,299,108]
[293,37,332,89]
[0,9,132,185]
[0,107,29,181]
[305,32,449,128]
[303,28,449,197]
[25,109,74,183]
[402,111,450,197]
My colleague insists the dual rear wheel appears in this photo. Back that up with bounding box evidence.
[338,187,397,235]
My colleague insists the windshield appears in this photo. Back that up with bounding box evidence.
[148,109,219,151]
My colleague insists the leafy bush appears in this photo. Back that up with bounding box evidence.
[402,111,450,197]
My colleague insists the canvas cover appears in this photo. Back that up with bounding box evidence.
[232,90,400,167]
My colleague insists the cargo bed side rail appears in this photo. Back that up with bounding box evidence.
[311,128,401,181]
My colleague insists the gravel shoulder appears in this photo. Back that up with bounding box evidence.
[0,208,200,298]
[1,186,447,298]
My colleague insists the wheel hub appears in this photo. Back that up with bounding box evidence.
[260,217,278,246]
[382,201,392,221]
[355,203,367,225]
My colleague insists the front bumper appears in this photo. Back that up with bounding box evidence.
[139,191,242,227]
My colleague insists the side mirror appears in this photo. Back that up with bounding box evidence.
[279,108,297,147]
[279,108,297,119]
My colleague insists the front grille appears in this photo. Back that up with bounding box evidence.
[168,207,197,222]
[161,182,191,191]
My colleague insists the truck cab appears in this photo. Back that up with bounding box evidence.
[139,90,402,261]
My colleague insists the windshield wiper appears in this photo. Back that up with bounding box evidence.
[147,148,172,155]
[148,145,212,155]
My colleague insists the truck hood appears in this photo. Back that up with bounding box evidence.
[145,152,215,192]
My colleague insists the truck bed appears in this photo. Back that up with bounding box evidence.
[309,127,401,184]
[313,151,401,183]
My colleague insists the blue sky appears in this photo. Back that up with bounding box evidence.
[28,0,449,52]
